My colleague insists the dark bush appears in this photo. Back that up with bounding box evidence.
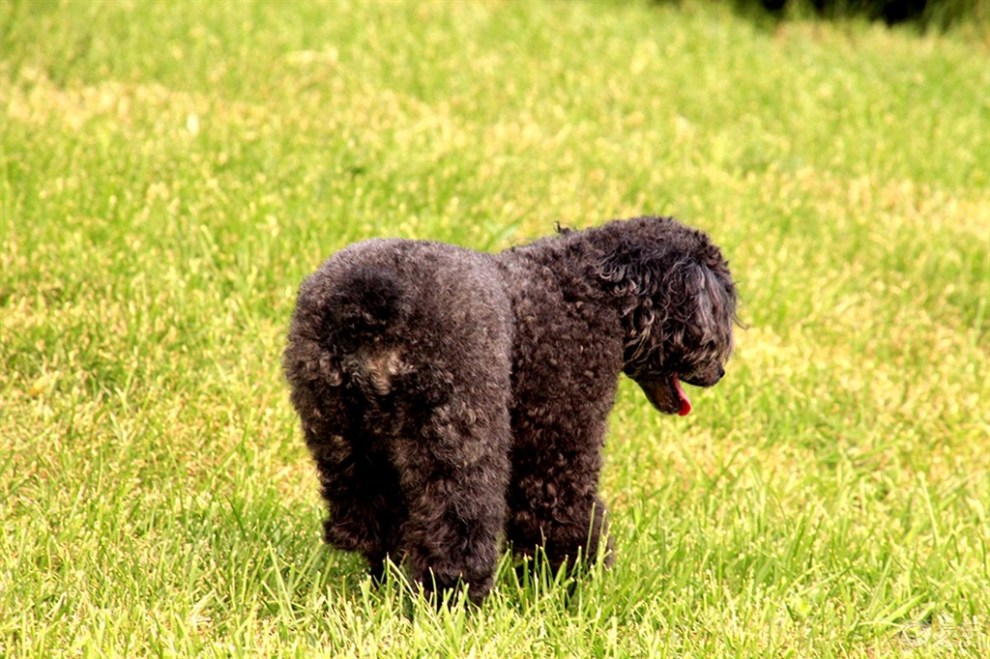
[753,0,979,27]
[650,0,983,29]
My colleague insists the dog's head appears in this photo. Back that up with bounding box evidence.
[595,217,738,415]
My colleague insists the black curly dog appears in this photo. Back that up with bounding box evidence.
[284,216,737,603]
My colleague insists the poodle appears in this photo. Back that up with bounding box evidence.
[283,216,737,603]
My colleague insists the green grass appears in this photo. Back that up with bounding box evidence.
[1,0,988,656]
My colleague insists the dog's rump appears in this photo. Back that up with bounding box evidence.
[284,238,514,409]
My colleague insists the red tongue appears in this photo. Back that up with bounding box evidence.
[672,376,692,416]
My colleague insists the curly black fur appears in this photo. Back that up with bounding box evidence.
[283,216,737,603]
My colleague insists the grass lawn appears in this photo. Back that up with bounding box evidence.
[1,0,988,656]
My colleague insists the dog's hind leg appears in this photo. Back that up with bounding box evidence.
[288,381,406,579]
[312,442,406,580]
[388,400,512,605]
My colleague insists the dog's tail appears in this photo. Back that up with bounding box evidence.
[327,266,407,338]
[285,263,408,395]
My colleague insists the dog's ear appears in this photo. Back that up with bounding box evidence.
[595,248,664,372]
[662,258,736,362]
[596,245,737,373]
[595,246,661,297]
